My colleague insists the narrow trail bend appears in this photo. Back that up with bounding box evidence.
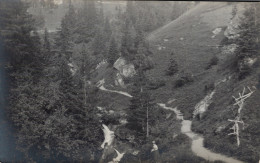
[158,103,244,163]
[97,79,133,98]
[97,80,244,163]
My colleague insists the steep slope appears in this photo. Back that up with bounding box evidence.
[146,2,260,162]
[147,2,236,77]
[145,2,241,117]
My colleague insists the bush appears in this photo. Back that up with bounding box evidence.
[219,35,229,45]
[166,58,178,76]
[205,56,219,69]
[174,73,194,88]
[204,82,215,93]
[173,134,190,145]
[238,61,252,80]
[147,78,166,90]
[120,153,140,163]
[102,112,121,125]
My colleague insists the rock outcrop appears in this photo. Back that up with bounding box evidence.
[115,73,125,88]
[113,57,136,78]
[193,91,215,119]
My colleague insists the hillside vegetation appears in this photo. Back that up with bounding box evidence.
[146,2,260,162]
[0,1,259,163]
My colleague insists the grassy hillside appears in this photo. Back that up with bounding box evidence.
[145,2,235,118]
[145,2,260,162]
[83,2,260,162]
[28,1,259,162]
[192,70,260,163]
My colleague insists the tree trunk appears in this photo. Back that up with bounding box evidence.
[254,6,259,43]
[146,106,149,138]
[236,122,240,146]
[84,77,87,106]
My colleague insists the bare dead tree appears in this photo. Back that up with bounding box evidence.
[228,86,254,146]
[228,117,245,146]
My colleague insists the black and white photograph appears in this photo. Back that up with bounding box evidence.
[0,0,259,162]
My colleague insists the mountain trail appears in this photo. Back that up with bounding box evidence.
[158,100,244,163]
[97,79,133,98]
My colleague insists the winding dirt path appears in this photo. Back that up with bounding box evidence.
[97,81,244,163]
[158,104,244,163]
[99,85,133,98]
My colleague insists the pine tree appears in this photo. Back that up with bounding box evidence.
[97,0,104,25]
[0,0,48,161]
[134,28,145,49]
[126,1,136,26]
[104,17,112,40]
[92,27,105,56]
[126,23,155,141]
[77,0,97,44]
[43,28,51,54]
[78,44,95,105]
[108,37,119,66]
[55,2,76,56]
[127,70,155,143]
[134,29,153,71]
[235,4,259,79]
[0,0,40,68]
[39,38,100,161]
[56,19,72,56]
[231,4,237,19]
[121,17,136,61]
[1,0,103,161]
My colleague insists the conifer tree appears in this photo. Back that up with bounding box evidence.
[0,0,40,68]
[1,0,104,161]
[134,29,153,71]
[121,17,136,61]
[43,28,51,54]
[166,58,178,76]
[97,0,104,25]
[77,0,97,44]
[104,17,112,40]
[231,4,237,19]
[78,44,94,105]
[0,0,47,161]
[92,27,105,56]
[108,37,119,66]
[235,3,260,79]
[126,1,136,26]
[55,2,76,56]
[127,69,155,142]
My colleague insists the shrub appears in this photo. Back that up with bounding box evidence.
[175,79,185,88]
[173,134,190,145]
[174,73,194,88]
[204,82,215,93]
[147,78,166,90]
[219,34,229,45]
[166,58,178,76]
[205,56,219,69]
[102,112,121,125]
[238,61,251,80]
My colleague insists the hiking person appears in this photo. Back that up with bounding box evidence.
[151,141,160,163]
